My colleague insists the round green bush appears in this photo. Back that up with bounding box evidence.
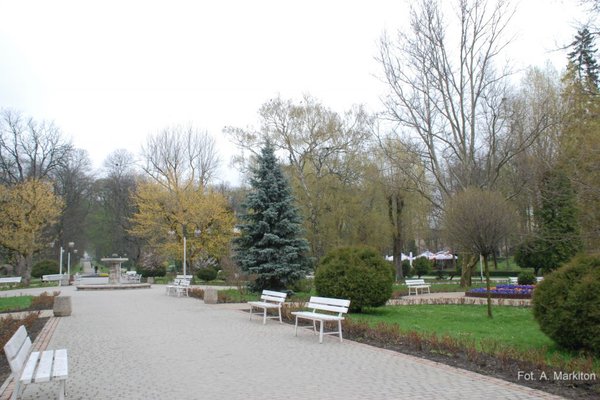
[138,264,167,278]
[314,246,395,312]
[197,267,218,282]
[31,260,59,278]
[532,255,600,355]
[517,271,536,285]
[412,257,432,278]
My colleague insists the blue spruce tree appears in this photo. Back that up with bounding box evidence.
[234,141,311,291]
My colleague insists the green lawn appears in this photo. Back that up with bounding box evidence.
[349,304,554,351]
[0,296,33,312]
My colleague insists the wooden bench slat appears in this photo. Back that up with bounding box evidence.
[21,351,40,384]
[306,303,349,314]
[309,296,351,307]
[4,325,27,360]
[0,277,22,284]
[8,337,32,375]
[53,349,69,380]
[35,350,54,383]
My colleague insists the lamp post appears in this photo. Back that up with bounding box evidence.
[170,225,201,277]
[58,246,64,287]
[67,242,75,283]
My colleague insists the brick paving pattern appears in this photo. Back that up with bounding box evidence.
[1,286,564,399]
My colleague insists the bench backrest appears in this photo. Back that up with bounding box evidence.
[405,279,426,285]
[176,275,193,280]
[0,277,22,283]
[260,290,287,304]
[3,325,32,376]
[307,296,350,316]
[42,274,67,281]
[508,277,518,284]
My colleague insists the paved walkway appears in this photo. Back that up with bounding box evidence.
[2,285,563,399]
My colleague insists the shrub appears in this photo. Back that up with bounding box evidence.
[31,260,59,278]
[138,264,167,278]
[401,260,412,278]
[197,267,218,282]
[412,257,432,278]
[290,278,313,293]
[517,271,536,285]
[314,246,395,312]
[532,255,600,354]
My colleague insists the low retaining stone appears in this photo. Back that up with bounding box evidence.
[53,296,72,316]
[204,288,218,304]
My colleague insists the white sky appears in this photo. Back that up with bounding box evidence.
[0,0,589,185]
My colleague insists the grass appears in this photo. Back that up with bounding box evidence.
[0,296,33,312]
[349,304,553,351]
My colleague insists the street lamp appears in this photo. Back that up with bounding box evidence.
[58,246,65,287]
[67,242,75,283]
[169,225,201,277]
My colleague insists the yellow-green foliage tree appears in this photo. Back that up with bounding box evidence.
[129,181,235,273]
[0,179,63,282]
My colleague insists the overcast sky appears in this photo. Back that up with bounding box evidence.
[0,0,589,184]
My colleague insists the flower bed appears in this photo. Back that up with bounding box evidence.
[466,284,534,299]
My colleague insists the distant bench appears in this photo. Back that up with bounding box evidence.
[166,275,193,297]
[247,290,287,324]
[42,274,69,284]
[0,277,22,286]
[291,296,350,343]
[4,325,68,400]
[405,279,431,295]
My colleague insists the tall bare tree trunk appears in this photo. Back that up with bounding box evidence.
[459,253,478,287]
[483,255,493,318]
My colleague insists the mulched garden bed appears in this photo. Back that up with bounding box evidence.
[465,292,532,299]
[0,315,49,384]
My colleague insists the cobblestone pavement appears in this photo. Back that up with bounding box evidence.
[3,285,564,400]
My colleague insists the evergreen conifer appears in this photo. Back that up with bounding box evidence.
[234,141,311,291]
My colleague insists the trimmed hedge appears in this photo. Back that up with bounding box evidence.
[532,255,600,355]
[31,260,59,278]
[314,246,395,312]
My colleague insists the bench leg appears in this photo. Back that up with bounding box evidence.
[249,305,254,320]
[338,320,343,342]
[263,308,267,325]
[319,321,324,343]
[278,306,282,324]
[59,380,66,400]
[294,316,299,336]
[12,380,21,400]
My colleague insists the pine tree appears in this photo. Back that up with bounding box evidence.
[234,141,311,291]
[567,28,600,92]
[535,169,583,273]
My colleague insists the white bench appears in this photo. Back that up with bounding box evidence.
[120,271,141,284]
[42,274,68,284]
[4,325,68,400]
[291,296,350,343]
[508,277,518,284]
[247,290,287,324]
[0,277,22,286]
[166,275,192,297]
[405,279,431,295]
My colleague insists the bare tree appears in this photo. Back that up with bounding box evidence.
[378,0,545,207]
[0,109,73,185]
[141,125,220,191]
[443,187,516,317]
[227,95,373,259]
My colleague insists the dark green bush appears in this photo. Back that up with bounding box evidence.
[314,246,395,312]
[197,267,218,282]
[517,271,536,285]
[532,255,600,355]
[138,264,167,278]
[412,257,432,278]
[400,260,412,278]
[31,260,59,278]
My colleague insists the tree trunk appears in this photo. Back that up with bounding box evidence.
[459,253,478,288]
[483,255,493,318]
[15,253,32,285]
[388,193,405,281]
